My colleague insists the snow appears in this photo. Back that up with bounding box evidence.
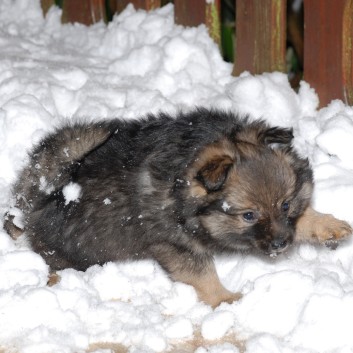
[164,317,193,339]
[62,182,82,205]
[201,311,235,340]
[196,344,240,353]
[222,201,231,212]
[0,1,353,352]
[103,198,112,205]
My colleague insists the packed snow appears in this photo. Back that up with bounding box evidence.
[1,1,353,353]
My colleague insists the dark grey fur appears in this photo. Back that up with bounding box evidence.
[7,109,313,280]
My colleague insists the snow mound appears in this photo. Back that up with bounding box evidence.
[0,1,353,352]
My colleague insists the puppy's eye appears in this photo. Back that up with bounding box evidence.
[242,211,256,222]
[282,201,290,212]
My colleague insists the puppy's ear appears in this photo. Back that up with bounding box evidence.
[186,140,235,195]
[236,122,293,148]
[260,127,293,146]
[196,155,233,192]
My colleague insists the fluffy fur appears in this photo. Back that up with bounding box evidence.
[5,109,351,307]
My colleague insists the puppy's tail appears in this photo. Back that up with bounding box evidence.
[13,122,112,211]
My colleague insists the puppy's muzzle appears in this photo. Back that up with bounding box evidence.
[269,237,289,253]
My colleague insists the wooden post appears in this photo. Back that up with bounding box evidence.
[233,0,286,76]
[40,0,55,16]
[113,0,161,13]
[174,0,221,46]
[304,0,353,107]
[343,1,353,105]
[62,0,106,25]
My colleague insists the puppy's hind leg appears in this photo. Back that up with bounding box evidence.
[3,214,24,240]
[47,272,61,287]
[150,243,242,308]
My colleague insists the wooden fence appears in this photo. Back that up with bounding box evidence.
[40,0,353,108]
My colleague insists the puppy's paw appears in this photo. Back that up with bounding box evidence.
[324,238,339,250]
[222,291,243,305]
[199,290,243,309]
[313,214,352,244]
[47,272,61,286]
[296,207,352,248]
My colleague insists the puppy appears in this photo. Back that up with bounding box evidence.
[5,109,351,307]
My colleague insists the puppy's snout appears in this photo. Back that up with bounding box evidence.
[270,238,288,251]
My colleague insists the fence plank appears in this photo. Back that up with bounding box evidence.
[233,0,286,76]
[62,0,106,25]
[343,1,353,105]
[174,0,221,46]
[113,0,161,13]
[40,0,54,16]
[304,0,353,107]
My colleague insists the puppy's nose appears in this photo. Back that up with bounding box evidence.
[271,238,288,251]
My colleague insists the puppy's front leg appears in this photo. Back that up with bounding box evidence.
[295,206,352,247]
[172,262,242,308]
[150,243,242,308]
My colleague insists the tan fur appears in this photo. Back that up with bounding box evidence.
[169,332,245,353]
[296,206,352,243]
[189,183,208,198]
[88,329,245,353]
[47,272,61,287]
[88,343,127,353]
[3,215,23,240]
[186,139,236,196]
[170,262,242,309]
[189,139,236,172]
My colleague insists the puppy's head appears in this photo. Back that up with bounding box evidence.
[180,122,313,256]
